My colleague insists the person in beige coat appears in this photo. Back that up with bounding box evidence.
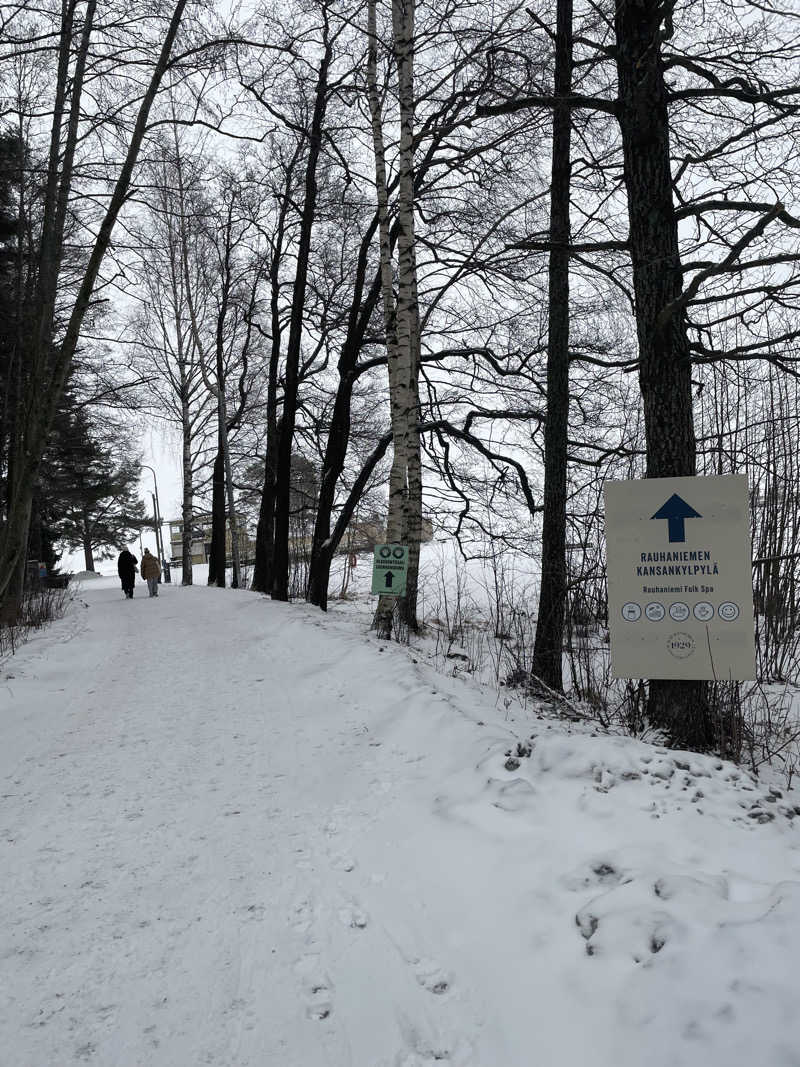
[140,548,161,597]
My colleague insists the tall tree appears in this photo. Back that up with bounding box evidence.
[270,6,334,601]
[531,0,573,691]
[0,0,190,615]
[613,0,709,745]
[129,134,215,587]
[251,139,303,595]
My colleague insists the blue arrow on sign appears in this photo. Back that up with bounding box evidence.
[651,493,702,543]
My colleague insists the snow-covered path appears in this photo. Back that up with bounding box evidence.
[2,580,498,1065]
[3,578,800,1066]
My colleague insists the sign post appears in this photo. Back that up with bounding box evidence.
[604,474,755,680]
[371,544,409,597]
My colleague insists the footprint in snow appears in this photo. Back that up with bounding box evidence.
[305,978,334,1021]
[394,1015,473,1065]
[295,955,334,1021]
[290,896,313,934]
[338,902,369,929]
[412,957,452,996]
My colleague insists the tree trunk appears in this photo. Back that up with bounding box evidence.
[253,445,277,594]
[82,511,95,572]
[615,0,711,750]
[181,393,193,585]
[251,143,301,596]
[367,0,408,636]
[531,0,573,692]
[388,0,423,635]
[401,406,423,631]
[306,392,353,612]
[306,203,384,609]
[310,429,394,611]
[220,390,241,589]
[208,445,226,587]
[272,32,332,602]
[1,485,31,617]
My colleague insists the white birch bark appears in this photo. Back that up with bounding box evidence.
[367,0,407,634]
[391,0,423,631]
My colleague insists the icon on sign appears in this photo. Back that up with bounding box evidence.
[622,602,641,622]
[379,546,392,559]
[669,602,690,622]
[718,601,740,622]
[651,494,702,543]
[392,546,405,559]
[693,601,714,622]
[645,602,665,621]
[667,631,696,659]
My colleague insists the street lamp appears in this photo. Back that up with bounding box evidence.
[141,463,170,582]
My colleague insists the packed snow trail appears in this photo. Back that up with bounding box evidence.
[3,577,800,1066]
[2,579,498,1065]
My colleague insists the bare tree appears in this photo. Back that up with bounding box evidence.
[0,0,190,613]
[129,135,215,585]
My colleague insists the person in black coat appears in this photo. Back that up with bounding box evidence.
[117,548,138,598]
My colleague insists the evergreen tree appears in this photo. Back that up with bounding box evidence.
[40,406,146,572]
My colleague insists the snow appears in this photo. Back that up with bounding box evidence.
[2,577,800,1066]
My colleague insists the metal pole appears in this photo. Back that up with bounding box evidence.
[142,464,168,581]
[151,493,161,558]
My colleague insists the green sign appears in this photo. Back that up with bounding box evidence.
[371,543,409,596]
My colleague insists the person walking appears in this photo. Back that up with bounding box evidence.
[117,548,138,599]
[140,547,161,597]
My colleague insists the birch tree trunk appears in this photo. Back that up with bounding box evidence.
[371,0,423,638]
[531,0,573,692]
[367,0,408,636]
[390,0,423,634]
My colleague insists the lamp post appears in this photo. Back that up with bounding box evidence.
[141,464,170,582]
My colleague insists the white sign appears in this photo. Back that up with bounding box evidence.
[605,474,755,680]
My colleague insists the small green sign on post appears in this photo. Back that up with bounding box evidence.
[371,543,409,596]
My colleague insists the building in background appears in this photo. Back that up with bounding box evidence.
[168,514,257,566]
[168,513,433,567]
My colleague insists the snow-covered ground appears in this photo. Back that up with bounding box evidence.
[2,576,800,1066]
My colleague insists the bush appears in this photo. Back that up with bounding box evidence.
[0,585,71,658]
